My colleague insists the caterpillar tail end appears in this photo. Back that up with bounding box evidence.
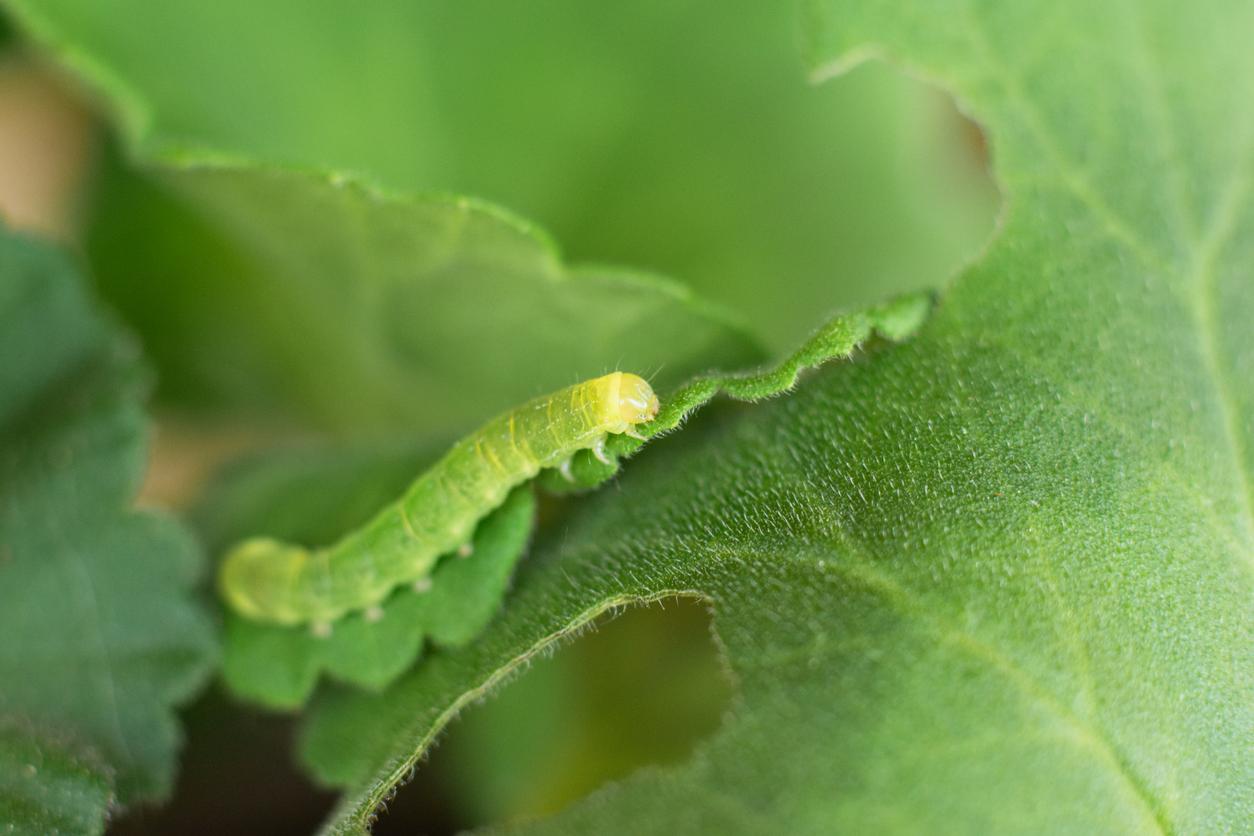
[219,537,310,626]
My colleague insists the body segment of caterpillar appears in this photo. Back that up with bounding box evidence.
[219,372,659,630]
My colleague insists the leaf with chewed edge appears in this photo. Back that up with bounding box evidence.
[542,292,931,490]
[214,291,926,707]
[220,488,535,709]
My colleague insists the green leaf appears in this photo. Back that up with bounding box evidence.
[84,163,761,436]
[0,227,216,811]
[0,718,112,836]
[3,1,994,434]
[5,0,991,345]
[301,0,1254,832]
[539,292,931,491]
[220,486,535,709]
[644,292,930,435]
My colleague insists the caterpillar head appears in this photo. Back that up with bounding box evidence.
[612,372,659,428]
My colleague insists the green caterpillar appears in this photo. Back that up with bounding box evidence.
[219,372,659,633]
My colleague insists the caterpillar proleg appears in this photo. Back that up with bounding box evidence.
[219,372,659,628]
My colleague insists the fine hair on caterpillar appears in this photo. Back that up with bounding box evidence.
[218,372,659,634]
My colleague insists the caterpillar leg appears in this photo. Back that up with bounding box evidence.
[624,429,647,441]
[593,438,612,465]
[558,458,576,482]
[412,577,433,594]
[310,621,332,639]
[457,542,474,558]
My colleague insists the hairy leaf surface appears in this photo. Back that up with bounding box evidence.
[302,0,1254,831]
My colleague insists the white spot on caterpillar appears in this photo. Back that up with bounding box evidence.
[364,606,384,623]
[412,577,433,594]
[311,622,332,639]
[457,542,474,559]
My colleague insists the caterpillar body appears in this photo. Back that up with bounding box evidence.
[219,372,659,631]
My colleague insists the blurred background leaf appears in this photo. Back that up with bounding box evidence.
[5,0,994,435]
[0,718,113,836]
[80,162,761,437]
[0,227,216,822]
[4,3,763,437]
[8,0,994,324]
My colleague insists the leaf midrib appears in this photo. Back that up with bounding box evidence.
[818,550,1165,833]
[1189,171,1254,553]
[962,1,1254,560]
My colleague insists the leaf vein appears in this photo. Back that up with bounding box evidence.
[963,4,1174,274]
[780,535,1168,834]
[1189,166,1254,558]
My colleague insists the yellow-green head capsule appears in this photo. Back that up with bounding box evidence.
[219,373,658,628]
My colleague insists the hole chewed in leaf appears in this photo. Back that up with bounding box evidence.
[367,598,732,836]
